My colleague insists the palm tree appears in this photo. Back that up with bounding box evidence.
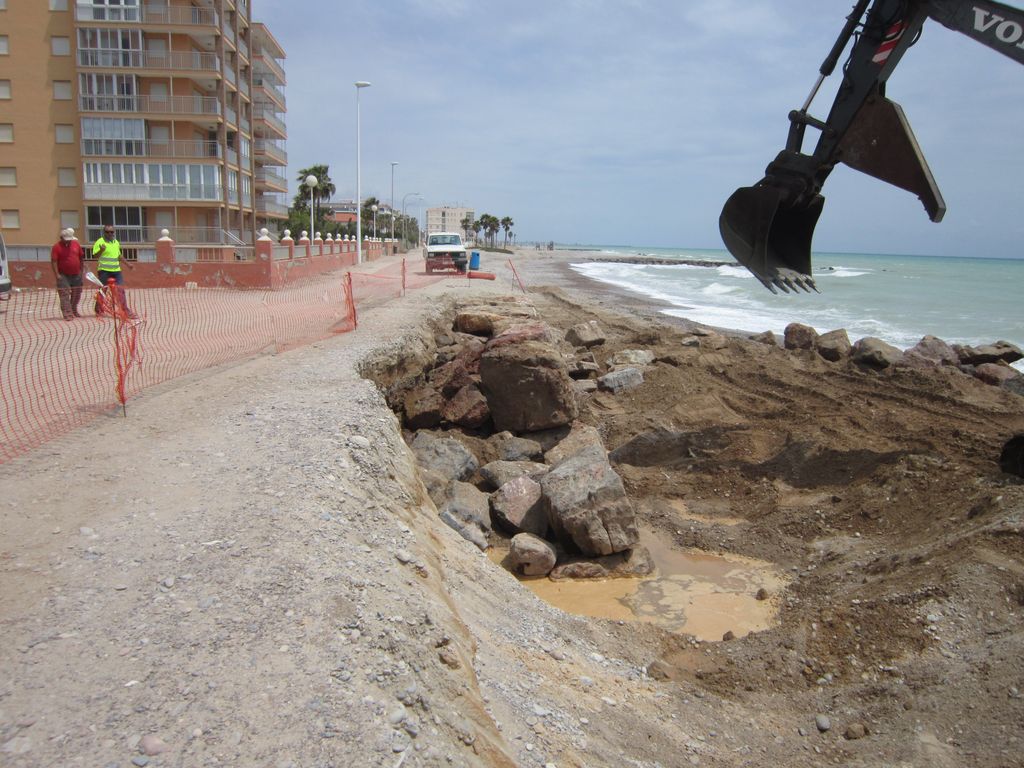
[293,164,336,234]
[460,214,474,242]
[472,219,483,243]
[500,216,514,248]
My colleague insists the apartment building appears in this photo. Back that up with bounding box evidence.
[425,206,474,236]
[0,0,288,249]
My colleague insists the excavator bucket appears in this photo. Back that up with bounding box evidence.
[719,185,823,293]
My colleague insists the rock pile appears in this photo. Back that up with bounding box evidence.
[777,324,1024,393]
[385,299,652,578]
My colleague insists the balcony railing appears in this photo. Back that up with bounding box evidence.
[240,116,250,134]
[225,66,237,85]
[255,169,286,188]
[253,78,286,108]
[226,147,239,166]
[228,190,239,205]
[253,105,285,136]
[81,138,222,159]
[79,93,222,116]
[254,54,286,84]
[225,106,237,125]
[223,21,236,45]
[76,2,219,26]
[78,48,220,72]
[238,38,249,60]
[254,139,287,164]
[256,198,288,216]
[83,183,224,202]
[239,78,250,98]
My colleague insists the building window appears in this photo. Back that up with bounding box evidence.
[0,36,8,56]
[0,167,16,186]
[60,210,80,229]
[87,206,143,243]
[0,124,11,142]
[53,81,72,100]
[77,0,140,22]
[0,80,10,99]
[81,117,145,155]
[50,0,69,9]
[1,210,19,229]
[58,168,77,187]
[51,36,71,56]
[55,124,74,144]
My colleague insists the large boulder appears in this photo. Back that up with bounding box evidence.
[544,422,605,467]
[609,349,655,367]
[784,323,819,351]
[956,341,1024,366]
[541,450,639,556]
[903,335,959,367]
[549,547,655,580]
[455,310,504,336]
[597,367,644,393]
[485,322,555,351]
[430,358,475,397]
[509,533,557,576]
[442,481,492,532]
[566,321,606,348]
[490,476,547,537]
[852,337,904,369]
[403,385,444,429]
[478,340,578,433]
[815,329,851,362]
[493,433,543,462]
[480,460,550,490]
[973,363,1024,388]
[442,384,490,429]
[411,432,479,482]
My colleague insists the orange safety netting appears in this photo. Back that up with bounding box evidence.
[0,274,355,463]
[1,257,525,464]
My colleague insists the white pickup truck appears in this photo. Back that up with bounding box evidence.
[423,232,468,274]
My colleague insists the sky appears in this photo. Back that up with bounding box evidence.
[255,0,1023,258]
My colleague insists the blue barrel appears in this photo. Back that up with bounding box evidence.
[469,251,481,270]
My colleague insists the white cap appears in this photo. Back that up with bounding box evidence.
[60,228,71,238]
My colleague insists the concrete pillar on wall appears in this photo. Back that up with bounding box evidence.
[156,229,175,265]
[256,228,273,263]
[281,229,294,259]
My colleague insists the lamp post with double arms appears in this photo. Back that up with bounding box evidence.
[354,80,371,264]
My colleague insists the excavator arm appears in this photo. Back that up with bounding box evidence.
[720,0,1024,293]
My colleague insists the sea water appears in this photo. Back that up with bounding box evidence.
[569,246,1024,372]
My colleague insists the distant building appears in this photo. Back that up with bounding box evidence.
[0,0,288,247]
[426,206,474,236]
[325,200,358,225]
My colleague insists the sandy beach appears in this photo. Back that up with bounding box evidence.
[2,246,1023,767]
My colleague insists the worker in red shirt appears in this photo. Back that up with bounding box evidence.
[51,228,84,321]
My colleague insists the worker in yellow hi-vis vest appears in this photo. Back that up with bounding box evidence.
[92,225,127,286]
[92,224,134,317]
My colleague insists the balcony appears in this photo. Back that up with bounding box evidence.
[83,183,224,202]
[253,104,286,138]
[225,66,237,86]
[79,93,222,116]
[81,138,221,159]
[239,78,250,98]
[256,198,288,217]
[254,139,286,165]
[253,77,286,109]
[78,48,220,74]
[225,105,237,126]
[76,2,219,27]
[228,190,239,205]
[222,21,236,46]
[253,54,286,84]
[227,147,239,166]
[255,168,287,191]
[238,38,249,61]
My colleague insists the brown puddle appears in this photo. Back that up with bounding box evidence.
[490,527,787,641]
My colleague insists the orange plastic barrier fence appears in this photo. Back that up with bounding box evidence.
[0,275,354,463]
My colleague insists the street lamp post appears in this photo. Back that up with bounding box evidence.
[371,204,378,239]
[402,192,420,246]
[354,80,371,264]
[305,174,318,236]
[390,161,398,225]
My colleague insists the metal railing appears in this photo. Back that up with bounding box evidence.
[225,66,237,85]
[239,78,250,97]
[256,198,288,216]
[238,38,249,60]
[253,54,286,84]
[75,2,219,26]
[78,49,220,72]
[79,94,221,116]
[222,21,236,45]
[81,138,222,159]
[255,169,286,188]
[253,139,287,164]
[225,105,237,125]
[83,183,224,202]
[253,78,286,108]
[253,105,286,136]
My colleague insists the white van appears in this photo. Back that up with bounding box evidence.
[0,232,10,300]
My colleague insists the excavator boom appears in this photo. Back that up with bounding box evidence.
[720,0,1023,293]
